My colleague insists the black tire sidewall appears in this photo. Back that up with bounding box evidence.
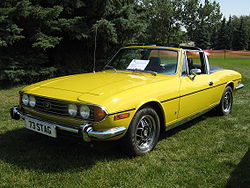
[124,107,160,156]
[219,86,233,115]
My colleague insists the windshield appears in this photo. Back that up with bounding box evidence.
[105,48,179,75]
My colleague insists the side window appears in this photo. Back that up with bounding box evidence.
[148,50,178,74]
[186,51,207,74]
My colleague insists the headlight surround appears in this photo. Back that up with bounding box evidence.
[68,104,78,117]
[22,94,29,105]
[68,103,107,122]
[29,95,36,107]
[80,105,90,119]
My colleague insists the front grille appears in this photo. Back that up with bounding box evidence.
[35,96,69,116]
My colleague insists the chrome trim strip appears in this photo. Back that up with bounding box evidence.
[165,104,218,131]
[235,83,244,90]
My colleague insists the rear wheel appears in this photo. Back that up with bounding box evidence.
[216,86,233,115]
[122,107,160,156]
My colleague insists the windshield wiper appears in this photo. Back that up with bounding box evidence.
[126,69,157,76]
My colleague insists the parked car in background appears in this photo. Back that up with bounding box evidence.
[10,44,244,156]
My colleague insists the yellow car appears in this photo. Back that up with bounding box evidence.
[10,45,244,156]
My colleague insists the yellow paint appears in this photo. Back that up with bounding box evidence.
[20,47,243,140]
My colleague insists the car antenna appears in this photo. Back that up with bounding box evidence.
[93,25,98,73]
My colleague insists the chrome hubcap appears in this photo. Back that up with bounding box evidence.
[135,115,156,150]
[223,91,232,113]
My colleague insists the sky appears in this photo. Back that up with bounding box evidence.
[215,0,250,18]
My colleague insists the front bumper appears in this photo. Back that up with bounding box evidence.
[10,106,127,142]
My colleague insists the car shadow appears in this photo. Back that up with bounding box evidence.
[0,128,128,173]
[225,148,250,188]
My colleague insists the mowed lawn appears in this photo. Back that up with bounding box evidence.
[0,58,249,188]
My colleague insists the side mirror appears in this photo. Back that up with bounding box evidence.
[190,68,201,75]
[189,68,201,80]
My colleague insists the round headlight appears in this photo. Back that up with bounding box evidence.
[80,105,90,119]
[22,94,29,105]
[29,95,36,107]
[68,104,78,117]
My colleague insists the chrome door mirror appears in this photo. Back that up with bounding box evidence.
[189,68,202,80]
[190,68,202,75]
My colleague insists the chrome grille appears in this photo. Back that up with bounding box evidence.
[35,96,69,116]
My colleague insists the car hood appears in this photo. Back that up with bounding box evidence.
[23,70,173,102]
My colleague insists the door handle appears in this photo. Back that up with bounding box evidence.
[208,81,214,86]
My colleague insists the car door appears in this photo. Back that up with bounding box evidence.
[178,50,216,120]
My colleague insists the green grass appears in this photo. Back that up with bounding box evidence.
[0,58,249,188]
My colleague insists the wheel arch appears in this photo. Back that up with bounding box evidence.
[226,81,234,90]
[136,101,166,131]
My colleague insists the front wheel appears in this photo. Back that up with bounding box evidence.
[122,107,160,156]
[216,86,233,115]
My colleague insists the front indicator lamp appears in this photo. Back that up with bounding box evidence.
[114,113,130,121]
[94,107,107,122]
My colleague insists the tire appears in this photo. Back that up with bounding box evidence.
[216,86,233,116]
[122,107,160,156]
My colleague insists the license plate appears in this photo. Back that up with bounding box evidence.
[25,117,57,138]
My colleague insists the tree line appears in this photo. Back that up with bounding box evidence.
[0,0,249,86]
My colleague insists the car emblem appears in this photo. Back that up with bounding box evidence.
[44,102,51,109]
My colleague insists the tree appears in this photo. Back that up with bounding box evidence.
[182,0,222,48]
[215,17,228,49]
[0,0,67,84]
[195,20,210,49]
[140,0,184,44]
[225,16,233,50]
[0,0,146,84]
[232,17,248,50]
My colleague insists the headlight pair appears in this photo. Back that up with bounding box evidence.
[22,94,36,107]
[68,104,90,119]
[68,103,107,122]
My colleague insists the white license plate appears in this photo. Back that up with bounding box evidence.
[25,117,57,138]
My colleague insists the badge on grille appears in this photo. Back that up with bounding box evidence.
[44,102,51,109]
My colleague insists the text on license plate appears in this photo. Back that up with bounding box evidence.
[25,118,57,138]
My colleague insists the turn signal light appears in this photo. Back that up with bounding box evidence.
[114,113,130,121]
[94,107,107,122]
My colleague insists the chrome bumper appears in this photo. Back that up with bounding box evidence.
[10,106,126,142]
[236,83,244,90]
